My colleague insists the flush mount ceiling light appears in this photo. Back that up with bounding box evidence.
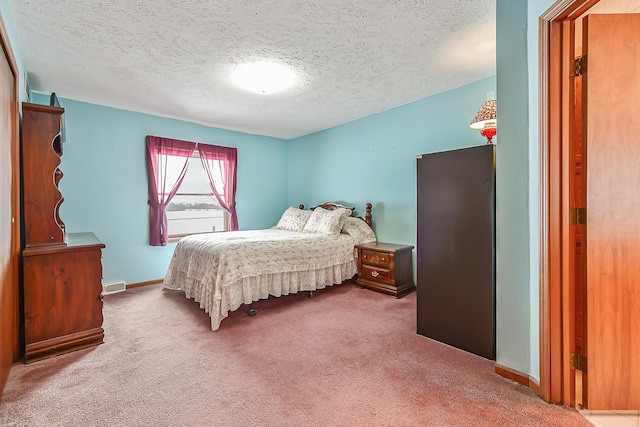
[230,62,297,95]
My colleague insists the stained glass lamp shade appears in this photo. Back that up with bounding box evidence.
[469,99,497,144]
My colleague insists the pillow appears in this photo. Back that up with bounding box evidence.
[303,206,351,236]
[341,216,377,245]
[273,207,313,232]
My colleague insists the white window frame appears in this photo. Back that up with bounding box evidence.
[166,151,229,239]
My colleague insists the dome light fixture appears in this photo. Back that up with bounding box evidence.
[231,61,297,95]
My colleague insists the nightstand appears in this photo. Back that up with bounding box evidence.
[355,242,415,298]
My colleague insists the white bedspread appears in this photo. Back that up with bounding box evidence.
[163,229,358,330]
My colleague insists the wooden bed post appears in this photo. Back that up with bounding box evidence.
[365,203,372,228]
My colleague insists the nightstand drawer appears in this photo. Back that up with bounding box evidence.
[362,265,391,284]
[361,250,391,268]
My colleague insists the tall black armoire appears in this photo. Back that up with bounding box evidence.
[416,144,495,360]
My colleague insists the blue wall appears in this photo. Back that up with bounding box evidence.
[32,93,289,286]
[288,76,496,248]
[0,0,27,104]
[495,0,532,379]
[31,76,495,287]
[1,0,558,382]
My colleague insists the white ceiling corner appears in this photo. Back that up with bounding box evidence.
[9,0,496,140]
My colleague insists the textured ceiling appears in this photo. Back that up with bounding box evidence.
[9,0,496,140]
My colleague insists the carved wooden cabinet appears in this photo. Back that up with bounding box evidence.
[355,242,415,298]
[22,103,66,248]
[21,102,105,363]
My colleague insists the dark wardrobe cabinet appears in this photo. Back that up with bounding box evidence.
[416,145,496,360]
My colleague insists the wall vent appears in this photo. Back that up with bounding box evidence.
[102,281,126,295]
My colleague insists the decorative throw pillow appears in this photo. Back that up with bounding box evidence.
[273,207,313,231]
[341,216,376,245]
[303,207,351,236]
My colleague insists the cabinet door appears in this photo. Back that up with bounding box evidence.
[24,248,103,346]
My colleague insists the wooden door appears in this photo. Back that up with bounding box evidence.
[582,13,640,410]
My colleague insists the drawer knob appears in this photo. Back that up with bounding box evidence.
[371,271,379,278]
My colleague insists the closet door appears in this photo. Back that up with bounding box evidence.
[416,145,495,360]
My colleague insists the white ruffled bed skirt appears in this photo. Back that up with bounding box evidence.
[165,259,357,330]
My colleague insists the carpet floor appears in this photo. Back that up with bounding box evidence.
[0,283,591,426]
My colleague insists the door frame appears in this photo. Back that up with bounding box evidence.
[0,11,21,397]
[539,0,600,406]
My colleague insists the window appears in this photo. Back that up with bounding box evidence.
[146,135,238,246]
[166,151,228,237]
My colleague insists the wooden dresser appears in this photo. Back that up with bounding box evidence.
[355,242,415,298]
[21,102,105,363]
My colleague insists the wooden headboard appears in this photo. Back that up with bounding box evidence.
[298,202,373,228]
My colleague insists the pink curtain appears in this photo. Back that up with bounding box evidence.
[198,144,238,231]
[146,136,196,246]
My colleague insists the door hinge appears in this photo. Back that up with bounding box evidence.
[570,207,587,225]
[571,352,588,373]
[572,56,586,77]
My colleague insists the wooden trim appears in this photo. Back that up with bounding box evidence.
[24,328,104,364]
[126,279,163,289]
[529,377,542,396]
[495,363,529,387]
[548,20,564,403]
[561,19,575,408]
[21,102,64,114]
[539,0,601,407]
[22,240,105,257]
[566,0,601,19]
[538,13,552,405]
[542,15,567,406]
[495,363,541,395]
[0,8,21,398]
[541,0,600,20]
[529,377,540,396]
[6,23,19,365]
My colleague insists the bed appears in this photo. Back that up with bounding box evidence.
[163,202,375,330]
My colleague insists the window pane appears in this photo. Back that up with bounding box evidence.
[159,155,192,198]
[178,156,213,194]
[167,194,226,235]
[163,151,229,237]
